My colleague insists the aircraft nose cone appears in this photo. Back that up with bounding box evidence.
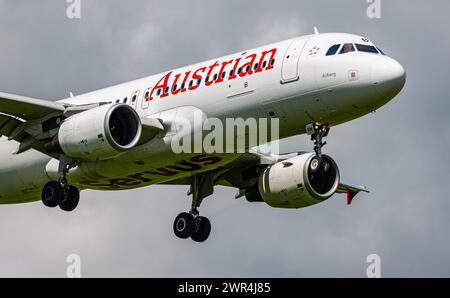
[372,57,406,100]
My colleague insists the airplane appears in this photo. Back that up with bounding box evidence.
[0,31,405,242]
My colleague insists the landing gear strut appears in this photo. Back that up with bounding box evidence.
[173,174,213,242]
[41,155,80,212]
[306,123,330,173]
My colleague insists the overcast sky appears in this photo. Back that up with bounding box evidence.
[0,0,449,277]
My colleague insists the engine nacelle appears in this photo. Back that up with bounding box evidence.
[49,104,142,160]
[253,153,340,208]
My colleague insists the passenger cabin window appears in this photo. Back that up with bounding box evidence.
[355,44,379,54]
[123,97,128,103]
[132,94,137,102]
[326,44,341,56]
[339,43,355,54]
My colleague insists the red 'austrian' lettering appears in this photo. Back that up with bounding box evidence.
[145,48,278,102]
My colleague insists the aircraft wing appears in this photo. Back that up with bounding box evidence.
[337,181,370,205]
[163,150,369,204]
[0,91,165,156]
[0,92,65,120]
[0,92,68,155]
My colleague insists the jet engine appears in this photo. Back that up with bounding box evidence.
[245,153,340,208]
[46,103,142,160]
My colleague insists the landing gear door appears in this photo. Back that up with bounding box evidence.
[281,38,309,83]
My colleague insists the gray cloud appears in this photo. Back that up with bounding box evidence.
[0,0,449,277]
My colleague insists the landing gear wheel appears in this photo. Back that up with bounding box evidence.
[191,216,211,243]
[41,181,64,208]
[309,156,323,174]
[173,174,214,242]
[173,212,195,239]
[59,186,80,212]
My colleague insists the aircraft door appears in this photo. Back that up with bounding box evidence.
[281,38,309,83]
[131,90,140,110]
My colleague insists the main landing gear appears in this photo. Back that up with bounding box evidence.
[306,123,330,174]
[173,174,213,242]
[41,155,80,212]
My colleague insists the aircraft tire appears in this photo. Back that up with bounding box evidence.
[191,216,211,243]
[173,212,195,239]
[309,156,323,174]
[59,186,80,212]
[41,181,64,208]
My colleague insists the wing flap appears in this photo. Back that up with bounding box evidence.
[0,116,22,137]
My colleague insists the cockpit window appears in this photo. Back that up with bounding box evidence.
[339,43,355,54]
[326,44,341,56]
[355,44,379,54]
[377,47,385,55]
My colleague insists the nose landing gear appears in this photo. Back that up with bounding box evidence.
[306,123,330,173]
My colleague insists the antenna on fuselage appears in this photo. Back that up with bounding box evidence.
[69,92,74,98]
[314,27,319,35]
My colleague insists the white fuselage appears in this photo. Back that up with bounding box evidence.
[0,33,405,203]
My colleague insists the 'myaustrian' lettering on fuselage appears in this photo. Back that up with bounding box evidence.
[145,48,278,102]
